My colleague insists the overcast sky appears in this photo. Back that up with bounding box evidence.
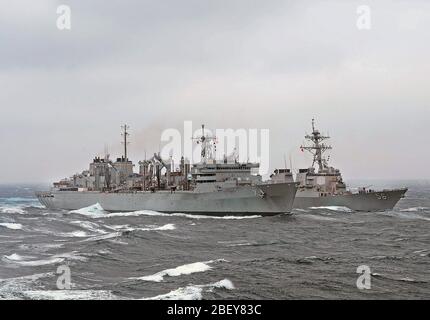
[0,0,429,183]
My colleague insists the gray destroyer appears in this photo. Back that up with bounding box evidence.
[270,120,407,211]
[37,125,298,216]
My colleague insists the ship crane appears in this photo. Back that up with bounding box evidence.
[104,157,118,190]
[153,152,170,170]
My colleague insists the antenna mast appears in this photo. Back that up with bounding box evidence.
[193,124,216,163]
[104,144,110,160]
[121,124,130,161]
[300,119,332,172]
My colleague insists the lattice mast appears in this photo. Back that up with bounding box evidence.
[193,124,217,163]
[301,119,332,172]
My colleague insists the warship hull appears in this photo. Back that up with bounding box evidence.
[293,188,407,211]
[36,182,298,216]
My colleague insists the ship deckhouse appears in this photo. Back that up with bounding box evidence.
[297,119,346,195]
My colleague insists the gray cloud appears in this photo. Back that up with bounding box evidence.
[0,0,429,183]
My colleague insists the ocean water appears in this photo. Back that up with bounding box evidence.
[0,181,429,300]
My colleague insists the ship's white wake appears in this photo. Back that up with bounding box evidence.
[106,210,261,220]
[400,207,429,212]
[105,223,176,232]
[309,206,353,213]
[387,212,430,221]
[70,203,262,220]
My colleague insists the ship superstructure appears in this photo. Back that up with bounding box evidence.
[270,119,407,211]
[37,125,298,215]
[296,119,347,195]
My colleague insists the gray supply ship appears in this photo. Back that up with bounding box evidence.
[37,125,298,216]
[270,120,407,211]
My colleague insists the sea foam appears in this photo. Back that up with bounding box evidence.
[71,204,261,220]
[309,206,353,213]
[400,207,429,212]
[2,251,87,267]
[0,223,23,230]
[70,203,107,217]
[108,210,261,220]
[135,260,219,282]
[70,220,107,234]
[23,290,119,300]
[142,278,235,300]
[0,206,26,214]
[144,285,204,300]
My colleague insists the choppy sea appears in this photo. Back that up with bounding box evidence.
[0,180,429,300]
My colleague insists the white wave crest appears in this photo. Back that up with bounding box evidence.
[142,278,234,300]
[3,253,36,261]
[293,208,310,213]
[212,279,235,290]
[107,210,261,220]
[18,243,64,252]
[58,230,89,238]
[139,223,176,231]
[309,206,353,212]
[0,206,26,214]
[70,220,107,234]
[218,240,254,247]
[78,224,176,243]
[227,242,253,247]
[105,223,176,232]
[400,207,429,212]
[70,203,108,217]
[2,251,87,267]
[145,286,203,300]
[106,210,160,218]
[0,222,23,230]
[135,260,224,282]
[33,227,90,238]
[79,231,123,243]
